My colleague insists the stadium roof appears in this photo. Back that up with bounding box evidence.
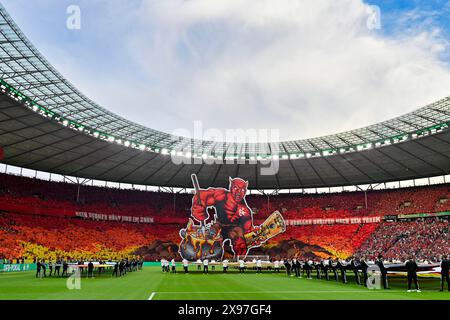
[0,4,449,189]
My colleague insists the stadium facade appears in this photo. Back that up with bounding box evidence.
[0,3,449,190]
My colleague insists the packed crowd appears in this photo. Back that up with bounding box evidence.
[0,212,180,262]
[250,184,450,219]
[356,217,450,261]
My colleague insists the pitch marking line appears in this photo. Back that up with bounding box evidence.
[148,292,156,300]
[153,290,406,294]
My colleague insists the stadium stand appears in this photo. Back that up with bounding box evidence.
[0,173,449,262]
[356,218,450,261]
[250,185,450,218]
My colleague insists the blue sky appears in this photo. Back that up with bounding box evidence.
[368,0,450,59]
[2,0,450,141]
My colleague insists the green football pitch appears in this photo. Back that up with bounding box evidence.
[0,267,449,300]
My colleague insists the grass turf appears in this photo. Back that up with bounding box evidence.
[0,266,449,300]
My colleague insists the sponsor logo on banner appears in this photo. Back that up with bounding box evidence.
[1,264,31,272]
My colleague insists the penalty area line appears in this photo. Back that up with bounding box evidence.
[148,292,156,300]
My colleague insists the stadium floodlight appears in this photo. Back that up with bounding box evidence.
[170,150,177,156]
[272,155,279,160]
[32,105,38,112]
[139,144,146,151]
[161,149,169,155]
[282,155,289,160]
[62,120,69,127]
[93,131,100,138]
[306,153,312,158]
[108,136,115,142]
[124,141,130,147]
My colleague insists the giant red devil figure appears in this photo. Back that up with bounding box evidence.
[191,177,260,256]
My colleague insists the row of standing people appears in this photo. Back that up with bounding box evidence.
[35,258,144,278]
[278,254,449,292]
[160,254,450,292]
[112,259,144,277]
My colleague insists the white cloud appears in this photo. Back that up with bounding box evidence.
[38,0,450,141]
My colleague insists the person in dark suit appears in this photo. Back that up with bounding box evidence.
[290,258,297,276]
[284,259,291,276]
[360,257,369,287]
[55,260,61,276]
[440,255,450,292]
[305,260,312,279]
[405,256,420,292]
[36,260,41,278]
[87,261,94,278]
[98,260,104,275]
[315,260,322,280]
[338,259,348,283]
[376,255,389,289]
[119,260,124,276]
[112,262,119,277]
[41,260,47,278]
[61,260,68,277]
[350,257,361,285]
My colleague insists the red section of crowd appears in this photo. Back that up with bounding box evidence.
[356,218,450,261]
[0,173,191,223]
